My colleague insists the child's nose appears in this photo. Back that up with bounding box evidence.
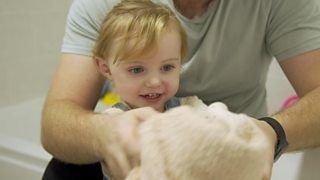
[145,76,162,88]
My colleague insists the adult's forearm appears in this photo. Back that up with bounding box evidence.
[273,86,320,152]
[41,99,104,164]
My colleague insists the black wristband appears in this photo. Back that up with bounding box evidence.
[259,117,289,161]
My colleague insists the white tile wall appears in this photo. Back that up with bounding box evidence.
[0,0,72,107]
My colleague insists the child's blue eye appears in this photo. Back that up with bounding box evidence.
[161,65,175,72]
[128,67,144,74]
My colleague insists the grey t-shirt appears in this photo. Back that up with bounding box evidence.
[62,0,320,118]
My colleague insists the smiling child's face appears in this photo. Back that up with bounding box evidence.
[104,29,182,112]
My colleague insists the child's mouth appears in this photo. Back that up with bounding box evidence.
[140,93,163,103]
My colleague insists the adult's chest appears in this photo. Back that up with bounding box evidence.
[178,0,272,98]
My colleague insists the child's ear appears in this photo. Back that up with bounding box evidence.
[95,57,112,80]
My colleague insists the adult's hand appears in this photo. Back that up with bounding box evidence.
[136,101,273,180]
[94,107,158,180]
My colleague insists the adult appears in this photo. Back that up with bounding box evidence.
[41,0,320,179]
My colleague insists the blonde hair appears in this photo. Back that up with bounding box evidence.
[93,0,187,64]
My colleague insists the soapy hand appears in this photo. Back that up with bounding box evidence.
[101,98,275,180]
[133,101,272,180]
[254,120,277,180]
[94,107,158,180]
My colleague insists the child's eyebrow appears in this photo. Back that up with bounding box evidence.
[120,58,180,64]
[162,58,180,63]
[119,60,142,65]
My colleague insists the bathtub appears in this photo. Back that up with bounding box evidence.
[0,97,51,179]
[0,97,319,180]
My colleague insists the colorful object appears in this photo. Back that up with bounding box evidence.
[100,81,110,98]
[280,95,299,111]
[101,92,121,106]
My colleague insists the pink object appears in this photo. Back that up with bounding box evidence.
[281,95,299,111]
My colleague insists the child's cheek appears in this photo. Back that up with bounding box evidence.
[165,76,179,91]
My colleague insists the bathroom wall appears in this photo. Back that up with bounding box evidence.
[0,0,72,108]
[266,59,296,115]
[0,1,72,179]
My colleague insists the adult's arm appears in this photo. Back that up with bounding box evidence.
[41,53,156,179]
[41,53,104,163]
[273,48,320,151]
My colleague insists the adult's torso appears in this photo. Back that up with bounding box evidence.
[63,0,320,117]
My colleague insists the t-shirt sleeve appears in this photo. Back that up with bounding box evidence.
[266,0,320,61]
[61,0,109,56]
